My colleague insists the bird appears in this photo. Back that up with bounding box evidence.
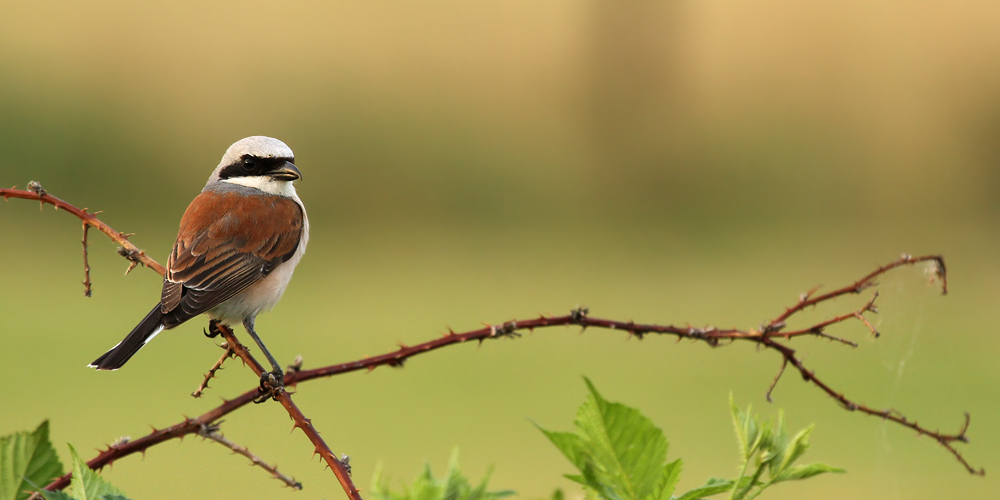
[89,136,308,399]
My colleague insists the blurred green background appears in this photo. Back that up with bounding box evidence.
[1,1,998,499]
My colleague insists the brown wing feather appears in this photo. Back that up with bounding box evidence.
[159,191,303,325]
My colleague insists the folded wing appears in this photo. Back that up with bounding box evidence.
[160,190,303,328]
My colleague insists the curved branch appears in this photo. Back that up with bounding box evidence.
[2,186,362,498]
[1,185,165,276]
[3,186,981,496]
[216,324,361,500]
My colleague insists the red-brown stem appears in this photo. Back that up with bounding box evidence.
[7,187,979,493]
[0,187,165,275]
[768,254,946,328]
[2,186,360,497]
[217,325,362,500]
[45,306,983,490]
[198,421,302,489]
[759,336,982,475]
[191,345,234,398]
[81,222,93,297]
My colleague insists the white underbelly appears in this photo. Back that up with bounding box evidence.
[207,199,309,325]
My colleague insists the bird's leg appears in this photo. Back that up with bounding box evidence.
[204,319,223,338]
[243,317,284,403]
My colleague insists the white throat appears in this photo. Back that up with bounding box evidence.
[221,176,298,197]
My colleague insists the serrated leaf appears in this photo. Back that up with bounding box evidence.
[643,459,681,500]
[0,421,65,500]
[537,429,587,471]
[673,478,734,500]
[578,462,620,500]
[370,450,513,500]
[758,411,787,470]
[101,496,132,500]
[67,445,125,500]
[775,425,813,475]
[443,451,465,500]
[773,463,844,483]
[729,396,758,461]
[573,378,669,500]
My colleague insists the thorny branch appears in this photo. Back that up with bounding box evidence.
[191,344,235,398]
[198,422,302,490]
[81,222,92,297]
[2,184,165,277]
[2,186,982,498]
[2,185,363,499]
[216,324,361,500]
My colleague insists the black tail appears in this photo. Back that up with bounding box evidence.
[89,304,166,370]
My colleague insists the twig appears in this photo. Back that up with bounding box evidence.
[191,345,235,398]
[216,325,361,500]
[0,185,165,275]
[81,221,92,297]
[198,422,302,490]
[42,300,983,490]
[5,187,980,495]
[769,254,946,328]
[765,358,788,403]
[2,185,361,498]
[759,336,982,475]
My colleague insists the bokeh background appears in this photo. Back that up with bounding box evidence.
[1,1,998,499]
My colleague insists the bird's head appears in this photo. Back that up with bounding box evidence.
[207,136,301,195]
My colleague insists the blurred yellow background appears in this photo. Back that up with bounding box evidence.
[1,1,998,499]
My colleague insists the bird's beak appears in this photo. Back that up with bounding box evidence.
[268,161,301,181]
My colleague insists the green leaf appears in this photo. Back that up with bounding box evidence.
[757,411,787,470]
[729,396,758,461]
[0,421,65,500]
[573,378,670,500]
[773,463,844,483]
[370,450,513,500]
[66,445,125,500]
[644,459,681,500]
[537,429,587,471]
[673,478,734,500]
[774,425,813,475]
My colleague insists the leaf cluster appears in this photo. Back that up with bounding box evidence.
[727,396,843,500]
[369,450,515,500]
[537,379,842,500]
[5,382,842,500]
[0,422,133,500]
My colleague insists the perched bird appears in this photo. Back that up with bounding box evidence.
[89,136,308,397]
